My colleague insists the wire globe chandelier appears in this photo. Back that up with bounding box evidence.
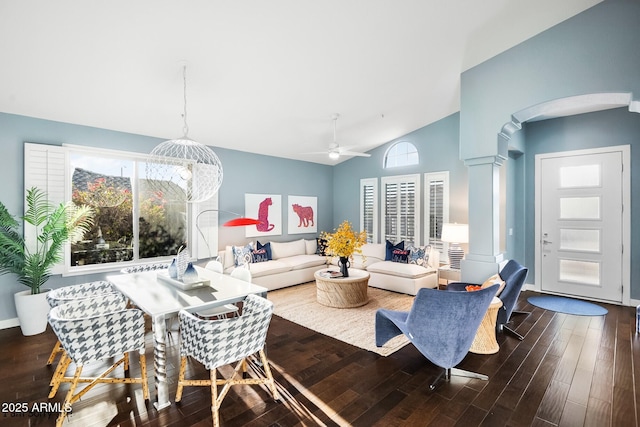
[146,65,223,203]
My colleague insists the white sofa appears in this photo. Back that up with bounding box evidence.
[218,239,439,295]
[331,242,439,295]
[218,239,327,291]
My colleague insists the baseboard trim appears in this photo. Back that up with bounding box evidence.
[523,283,638,307]
[0,317,20,330]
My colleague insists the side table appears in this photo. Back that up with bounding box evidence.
[469,297,503,354]
[437,265,461,290]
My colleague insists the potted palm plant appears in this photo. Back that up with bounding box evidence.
[0,187,94,335]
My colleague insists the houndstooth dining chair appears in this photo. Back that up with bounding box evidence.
[45,281,122,370]
[120,262,169,273]
[176,294,280,427]
[47,292,149,427]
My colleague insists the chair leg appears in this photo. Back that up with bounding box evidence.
[451,367,489,381]
[211,368,220,427]
[258,349,280,401]
[175,356,188,402]
[56,365,82,427]
[429,367,489,391]
[429,368,450,390]
[139,350,150,401]
[49,349,69,387]
[49,352,72,398]
[47,340,62,365]
[502,325,525,341]
[499,310,530,341]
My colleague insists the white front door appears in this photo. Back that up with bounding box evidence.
[537,149,624,303]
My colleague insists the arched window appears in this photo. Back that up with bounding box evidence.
[384,141,419,168]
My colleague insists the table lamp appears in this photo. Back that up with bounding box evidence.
[440,223,468,270]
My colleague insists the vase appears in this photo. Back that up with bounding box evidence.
[168,258,178,279]
[182,262,198,283]
[176,249,190,280]
[14,289,51,336]
[338,256,350,278]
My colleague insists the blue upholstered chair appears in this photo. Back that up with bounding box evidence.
[376,285,498,390]
[447,259,529,340]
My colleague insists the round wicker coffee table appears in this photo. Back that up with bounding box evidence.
[314,268,370,308]
[469,296,503,354]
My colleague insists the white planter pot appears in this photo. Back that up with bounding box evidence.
[14,289,51,336]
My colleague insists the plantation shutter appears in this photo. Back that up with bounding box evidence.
[24,143,68,274]
[360,178,377,243]
[424,171,449,255]
[382,174,420,246]
[384,182,398,242]
[429,180,444,252]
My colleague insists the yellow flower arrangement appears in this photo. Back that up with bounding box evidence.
[320,220,367,259]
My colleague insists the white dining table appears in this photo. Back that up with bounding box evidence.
[107,266,268,410]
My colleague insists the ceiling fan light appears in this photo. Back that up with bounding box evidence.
[329,151,340,160]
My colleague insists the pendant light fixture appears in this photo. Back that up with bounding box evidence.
[146,65,223,203]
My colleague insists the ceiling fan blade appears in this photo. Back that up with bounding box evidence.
[340,150,371,157]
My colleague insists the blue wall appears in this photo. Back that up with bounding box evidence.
[459,0,640,288]
[0,113,333,322]
[521,108,640,292]
[333,112,468,239]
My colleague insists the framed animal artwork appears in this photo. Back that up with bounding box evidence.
[245,194,282,237]
[287,195,317,234]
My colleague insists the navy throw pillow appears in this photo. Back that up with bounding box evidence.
[391,249,410,263]
[252,247,269,263]
[256,241,272,260]
[385,240,404,260]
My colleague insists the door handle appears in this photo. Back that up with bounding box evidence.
[543,239,553,244]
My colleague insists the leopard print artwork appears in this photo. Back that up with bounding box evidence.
[292,204,314,227]
[256,197,275,232]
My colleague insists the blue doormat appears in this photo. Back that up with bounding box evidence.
[527,295,608,316]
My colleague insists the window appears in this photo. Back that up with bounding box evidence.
[424,171,449,254]
[381,174,420,246]
[25,143,214,274]
[384,141,419,168]
[360,178,378,243]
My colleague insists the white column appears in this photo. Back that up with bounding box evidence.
[461,157,504,283]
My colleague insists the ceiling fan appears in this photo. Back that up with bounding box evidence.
[309,114,371,160]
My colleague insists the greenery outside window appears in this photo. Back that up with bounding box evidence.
[69,153,187,267]
[24,143,210,274]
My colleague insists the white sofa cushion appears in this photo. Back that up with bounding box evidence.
[271,239,306,259]
[361,243,386,260]
[366,260,433,279]
[278,254,326,270]
[248,260,292,278]
[304,239,317,255]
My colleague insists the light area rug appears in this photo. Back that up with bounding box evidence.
[267,282,415,356]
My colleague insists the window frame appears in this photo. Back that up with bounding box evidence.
[424,171,450,257]
[24,143,215,276]
[381,174,421,246]
[383,141,419,169]
[359,178,378,243]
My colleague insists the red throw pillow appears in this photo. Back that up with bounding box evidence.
[465,285,482,292]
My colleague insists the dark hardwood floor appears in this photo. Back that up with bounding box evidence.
[1,290,638,426]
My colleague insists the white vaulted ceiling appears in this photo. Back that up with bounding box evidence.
[0,0,601,164]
